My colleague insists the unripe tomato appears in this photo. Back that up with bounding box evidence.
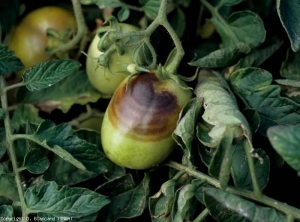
[86,23,139,96]
[6,6,77,76]
[101,71,192,169]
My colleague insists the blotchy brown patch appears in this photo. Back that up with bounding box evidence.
[108,72,181,141]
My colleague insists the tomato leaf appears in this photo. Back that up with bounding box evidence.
[98,173,150,222]
[149,195,170,222]
[10,104,43,132]
[24,181,110,217]
[0,205,14,217]
[13,123,38,163]
[149,179,177,221]
[196,123,215,167]
[194,69,252,147]
[195,69,255,188]
[117,7,130,22]
[216,0,244,8]
[202,188,286,221]
[209,134,234,189]
[23,148,50,174]
[171,184,197,221]
[0,173,19,204]
[275,79,300,104]
[95,174,136,197]
[0,109,4,120]
[277,0,300,52]
[22,59,81,91]
[0,129,6,160]
[74,129,125,180]
[170,7,186,38]
[231,147,270,191]
[173,98,203,165]
[139,0,148,5]
[210,11,266,48]
[82,0,121,8]
[43,129,125,185]
[29,120,87,171]
[267,125,300,175]
[280,48,300,80]
[189,43,251,68]
[143,0,161,19]
[229,67,300,135]
[229,41,283,73]
[0,44,24,75]
[16,70,101,113]
[0,164,3,176]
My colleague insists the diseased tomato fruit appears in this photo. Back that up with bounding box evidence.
[86,23,139,97]
[101,71,192,169]
[6,6,77,76]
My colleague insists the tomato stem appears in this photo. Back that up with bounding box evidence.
[193,208,209,222]
[156,0,185,74]
[47,0,88,56]
[243,139,262,197]
[199,0,240,44]
[119,2,143,12]
[3,82,27,92]
[0,76,29,220]
[166,160,300,219]
[144,39,157,70]
[110,0,185,74]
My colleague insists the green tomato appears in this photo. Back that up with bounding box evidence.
[6,6,77,79]
[86,23,139,97]
[101,71,192,170]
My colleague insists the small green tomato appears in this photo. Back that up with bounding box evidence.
[101,71,192,169]
[86,23,139,97]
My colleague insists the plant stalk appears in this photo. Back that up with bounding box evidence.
[119,2,143,12]
[243,139,262,197]
[198,0,239,44]
[47,0,88,55]
[111,0,185,74]
[193,208,209,222]
[167,161,300,219]
[4,82,27,92]
[156,0,185,74]
[0,76,28,220]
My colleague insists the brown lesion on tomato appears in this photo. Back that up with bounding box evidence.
[108,72,182,141]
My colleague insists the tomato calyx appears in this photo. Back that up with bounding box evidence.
[46,27,77,58]
[96,16,135,56]
[88,16,141,76]
[156,65,195,91]
[119,63,196,93]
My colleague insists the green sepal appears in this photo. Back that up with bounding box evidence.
[157,65,193,91]
[103,16,121,31]
[97,31,111,52]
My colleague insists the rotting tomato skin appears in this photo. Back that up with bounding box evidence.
[6,6,77,75]
[101,71,192,170]
[86,23,139,97]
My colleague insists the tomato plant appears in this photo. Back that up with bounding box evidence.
[2,0,300,221]
[86,23,139,96]
[6,6,77,77]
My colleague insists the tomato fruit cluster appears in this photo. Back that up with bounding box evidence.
[6,6,77,77]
